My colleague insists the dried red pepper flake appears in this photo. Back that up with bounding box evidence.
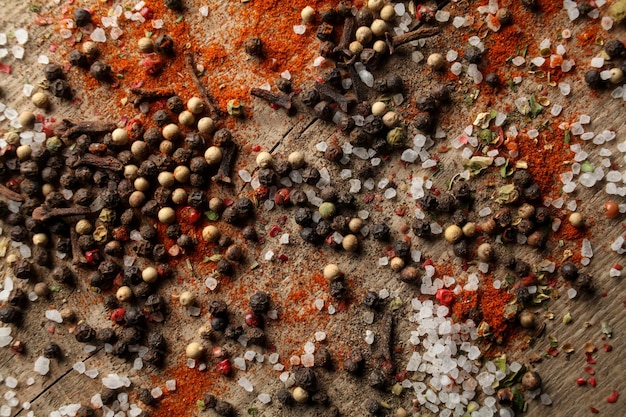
[613,263,622,270]
[85,249,101,265]
[586,353,597,364]
[584,366,595,375]
[606,390,619,403]
[603,344,613,352]
[252,145,261,152]
[278,253,289,263]
[423,259,433,268]
[394,206,407,216]
[269,225,282,237]
[589,377,597,387]
[547,347,559,357]
[111,308,126,323]
[577,377,587,386]
[590,406,599,414]
[215,358,232,375]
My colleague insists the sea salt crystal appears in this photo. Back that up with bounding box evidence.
[452,16,466,27]
[591,57,604,68]
[365,330,375,344]
[512,56,525,66]
[358,69,374,87]
[102,374,130,390]
[301,353,315,367]
[531,57,545,67]
[567,288,577,299]
[581,239,593,258]
[328,305,336,314]
[412,51,424,63]
[450,62,463,76]
[14,28,28,45]
[151,387,163,399]
[313,56,325,67]
[238,169,251,182]
[34,357,50,375]
[165,380,176,391]
[11,45,24,59]
[293,25,306,35]
[314,299,324,310]
[601,16,613,30]
[435,10,450,22]
[45,309,63,323]
[205,276,218,291]
[90,28,106,42]
[199,5,209,16]
[478,207,492,217]
[233,357,246,371]
[238,377,254,392]
[85,368,99,379]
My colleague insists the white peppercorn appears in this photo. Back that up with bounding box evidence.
[18,111,36,129]
[427,53,445,70]
[186,342,204,359]
[111,128,129,145]
[82,41,99,59]
[367,0,384,11]
[382,111,401,128]
[187,97,205,114]
[16,145,32,161]
[116,286,133,302]
[202,225,220,242]
[292,387,309,403]
[301,5,315,23]
[158,171,175,188]
[160,140,174,155]
[31,92,49,109]
[342,234,358,252]
[380,4,396,20]
[371,101,387,116]
[204,146,222,165]
[610,67,624,84]
[209,197,224,212]
[373,39,388,54]
[173,165,191,183]
[349,40,364,55]
[355,26,373,44]
[197,117,216,134]
[32,233,48,247]
[128,191,146,207]
[462,222,477,238]
[477,243,493,261]
[323,263,341,281]
[288,151,305,169]
[162,123,180,140]
[390,256,405,271]
[178,110,195,127]
[444,225,463,243]
[370,19,387,36]
[569,212,584,228]
[158,207,176,224]
[142,266,158,283]
[124,164,139,180]
[34,282,49,297]
[130,141,148,158]
[75,219,93,235]
[137,37,154,53]
[348,218,364,233]
[41,184,54,196]
[172,188,187,204]
[179,291,195,306]
[134,177,150,192]
[256,151,273,168]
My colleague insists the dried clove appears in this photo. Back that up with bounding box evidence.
[250,88,294,112]
[314,82,356,113]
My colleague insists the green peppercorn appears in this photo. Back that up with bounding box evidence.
[319,202,336,219]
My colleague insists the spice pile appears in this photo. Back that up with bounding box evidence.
[1,0,626,416]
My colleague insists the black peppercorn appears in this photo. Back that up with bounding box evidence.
[464,46,483,64]
[244,37,263,57]
[75,322,96,343]
[153,244,168,262]
[33,246,50,267]
[141,200,159,217]
[585,69,602,88]
[523,183,541,201]
[69,50,89,68]
[10,225,28,243]
[606,39,625,59]
[218,234,233,248]
[356,8,374,26]
[371,223,390,241]
[449,236,469,256]
[124,307,144,326]
[514,259,531,277]
[413,112,436,133]
[451,209,469,227]
[214,401,234,416]
[76,405,95,417]
[249,291,270,314]
[364,399,381,415]
[294,367,318,392]
[112,341,129,357]
[257,168,277,186]
[560,261,578,281]
[96,327,117,343]
[177,234,195,250]
[164,0,184,11]
[51,79,72,98]
[245,327,265,345]
[316,220,332,239]
[329,279,347,299]
[302,166,321,185]
[276,77,292,94]
[224,324,243,340]
[485,72,500,87]
[43,342,61,359]
[137,388,153,406]
[90,61,111,82]
[437,193,457,213]
[145,294,164,312]
[369,369,388,390]
[360,48,380,68]
[415,95,437,113]
[301,88,320,107]
[100,388,117,405]
[393,240,410,258]
[154,36,175,57]
[98,260,120,281]
[0,306,20,324]
[74,8,92,26]
[211,315,228,332]
[13,259,34,280]
[534,206,549,224]
[242,226,258,241]
[148,332,167,351]
[44,63,64,81]
[316,22,334,41]
[277,388,293,405]
[167,95,184,113]
[363,290,381,309]
[208,299,228,317]
[314,347,332,369]
[165,224,181,240]
[363,115,384,135]
[574,272,594,293]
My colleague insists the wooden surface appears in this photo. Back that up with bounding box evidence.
[1,1,626,417]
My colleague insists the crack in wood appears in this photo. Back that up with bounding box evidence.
[13,347,103,417]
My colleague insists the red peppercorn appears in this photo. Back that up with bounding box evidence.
[85,249,101,265]
[589,377,597,387]
[111,308,126,323]
[215,358,232,375]
[180,206,201,224]
[436,289,454,306]
[604,201,619,218]
[212,346,225,358]
[577,377,587,386]
[245,311,261,327]
[278,253,289,263]
[269,225,281,237]
[139,6,153,19]
[252,145,261,152]
[253,186,269,201]
[604,344,613,352]
[274,188,290,206]
[590,406,599,414]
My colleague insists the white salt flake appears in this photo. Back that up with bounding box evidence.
[34,357,50,375]
[165,380,176,391]
[45,309,63,323]
[14,29,28,45]
[293,25,306,35]
[238,377,254,392]
[90,28,107,42]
